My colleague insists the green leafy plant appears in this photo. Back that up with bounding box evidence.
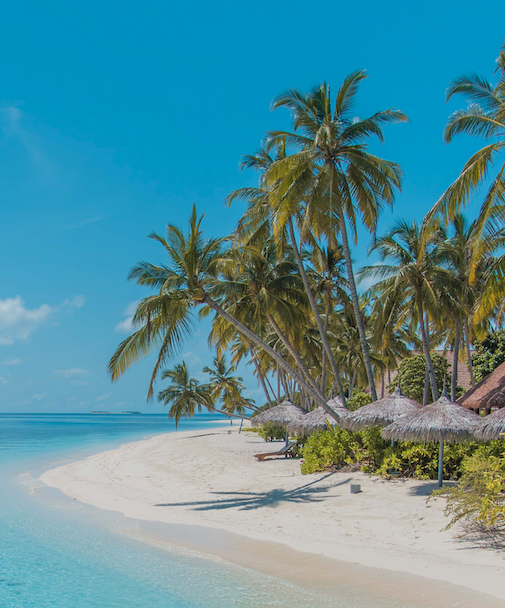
[434,448,505,532]
[249,422,287,442]
[300,427,361,474]
[388,354,463,403]
[346,390,373,411]
[472,330,505,383]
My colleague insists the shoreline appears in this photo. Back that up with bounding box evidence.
[40,427,505,605]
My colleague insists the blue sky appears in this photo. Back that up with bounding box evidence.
[1,0,504,412]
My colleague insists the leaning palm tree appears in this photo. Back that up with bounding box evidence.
[107,206,333,415]
[266,73,408,400]
[424,44,505,280]
[157,362,211,428]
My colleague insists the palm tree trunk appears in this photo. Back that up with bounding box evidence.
[248,343,274,408]
[287,219,347,405]
[202,294,341,419]
[338,213,378,401]
[464,318,475,386]
[416,289,439,401]
[423,366,429,406]
[277,362,281,403]
[320,286,332,393]
[381,371,385,398]
[452,324,460,401]
[349,369,357,396]
[267,314,325,400]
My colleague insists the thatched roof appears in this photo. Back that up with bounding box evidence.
[287,400,349,436]
[382,395,482,443]
[458,361,505,410]
[252,400,306,428]
[475,407,505,441]
[342,387,422,432]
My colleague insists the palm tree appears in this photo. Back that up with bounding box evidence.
[107,206,333,414]
[265,73,408,400]
[425,44,505,280]
[361,219,459,401]
[157,362,211,428]
[203,355,256,416]
[227,145,348,404]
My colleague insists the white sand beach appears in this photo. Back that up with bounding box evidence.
[40,426,505,604]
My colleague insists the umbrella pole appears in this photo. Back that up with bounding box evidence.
[285,429,289,448]
[438,441,444,487]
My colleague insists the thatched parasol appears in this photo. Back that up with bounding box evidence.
[382,392,482,486]
[458,361,505,413]
[252,400,306,428]
[287,399,349,436]
[342,386,422,432]
[475,407,505,441]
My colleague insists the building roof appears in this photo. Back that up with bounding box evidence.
[458,361,505,410]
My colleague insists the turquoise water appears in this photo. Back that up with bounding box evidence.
[0,414,415,608]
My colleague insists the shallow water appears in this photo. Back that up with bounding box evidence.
[0,414,468,608]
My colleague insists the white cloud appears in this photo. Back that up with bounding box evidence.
[115,301,140,333]
[0,295,85,345]
[0,297,53,345]
[32,393,47,401]
[183,351,202,367]
[0,376,9,385]
[73,380,90,386]
[54,368,88,378]
[2,356,22,366]
[96,393,112,401]
[61,295,85,310]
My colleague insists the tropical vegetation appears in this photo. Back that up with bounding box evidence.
[108,44,505,447]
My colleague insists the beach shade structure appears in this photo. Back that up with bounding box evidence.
[475,407,505,441]
[287,399,349,436]
[381,392,483,487]
[342,386,422,432]
[458,361,505,414]
[252,400,306,446]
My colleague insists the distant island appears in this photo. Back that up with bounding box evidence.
[91,411,142,415]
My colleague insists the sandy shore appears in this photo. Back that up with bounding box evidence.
[40,426,505,603]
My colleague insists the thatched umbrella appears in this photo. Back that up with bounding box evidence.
[475,407,505,441]
[458,361,505,414]
[382,392,483,486]
[342,386,422,432]
[287,398,349,436]
[252,400,306,445]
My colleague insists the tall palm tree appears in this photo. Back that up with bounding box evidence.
[265,73,408,400]
[107,206,332,414]
[227,145,348,403]
[361,219,458,401]
[157,362,211,428]
[425,44,505,280]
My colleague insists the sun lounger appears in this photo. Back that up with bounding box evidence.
[254,441,297,461]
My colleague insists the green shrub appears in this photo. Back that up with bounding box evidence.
[300,427,360,474]
[435,449,505,532]
[249,422,287,442]
[472,330,505,382]
[346,390,373,411]
[388,354,463,404]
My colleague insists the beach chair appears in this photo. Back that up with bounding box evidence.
[253,441,297,461]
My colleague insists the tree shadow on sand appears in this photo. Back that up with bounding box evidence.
[154,473,351,511]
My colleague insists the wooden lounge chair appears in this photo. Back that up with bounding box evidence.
[254,441,297,461]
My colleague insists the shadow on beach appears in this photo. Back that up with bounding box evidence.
[154,473,351,511]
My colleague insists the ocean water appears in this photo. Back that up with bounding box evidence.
[0,413,419,608]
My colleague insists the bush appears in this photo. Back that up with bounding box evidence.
[300,423,504,481]
[249,422,287,442]
[388,354,463,404]
[435,449,505,533]
[300,427,360,474]
[346,390,373,411]
[472,330,505,382]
